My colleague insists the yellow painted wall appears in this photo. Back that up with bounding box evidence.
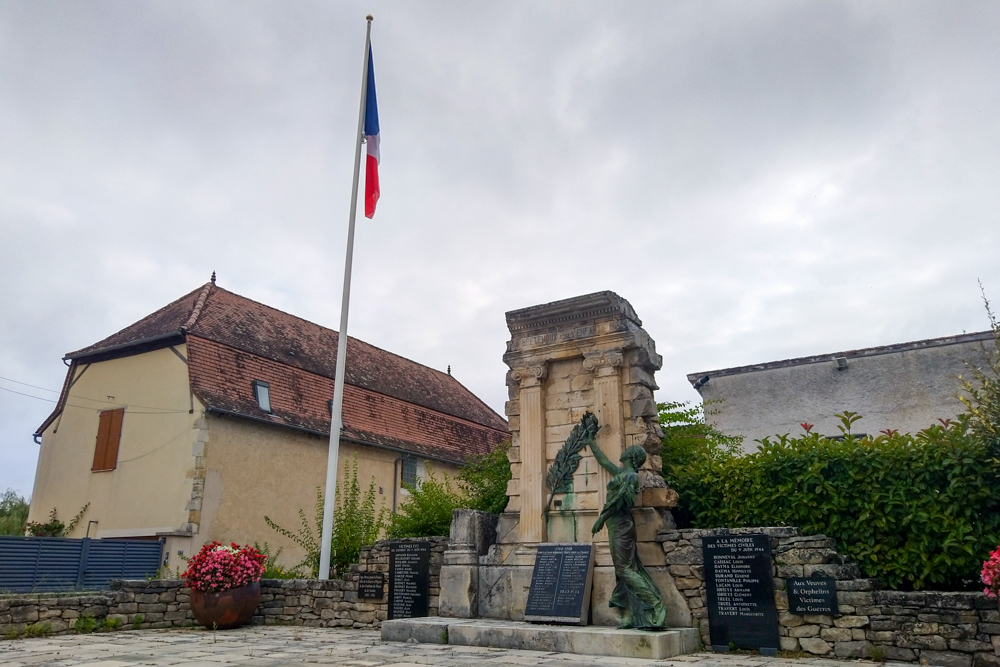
[29,345,198,538]
[200,414,459,568]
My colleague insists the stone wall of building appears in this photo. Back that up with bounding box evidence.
[0,536,447,638]
[659,527,1000,667]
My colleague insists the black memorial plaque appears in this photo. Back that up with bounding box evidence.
[788,577,837,615]
[357,571,385,600]
[703,534,780,651]
[388,541,430,619]
[524,543,595,624]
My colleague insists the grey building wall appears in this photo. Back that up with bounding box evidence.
[688,331,995,451]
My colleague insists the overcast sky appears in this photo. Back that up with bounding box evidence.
[2,1,999,497]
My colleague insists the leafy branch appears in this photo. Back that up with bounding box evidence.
[545,412,599,516]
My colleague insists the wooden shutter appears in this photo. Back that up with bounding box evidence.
[92,408,124,472]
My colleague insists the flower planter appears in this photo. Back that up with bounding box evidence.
[188,581,261,630]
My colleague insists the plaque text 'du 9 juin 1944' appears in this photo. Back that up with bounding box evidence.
[388,541,430,620]
[357,571,385,600]
[524,543,595,625]
[703,534,780,652]
[788,577,837,615]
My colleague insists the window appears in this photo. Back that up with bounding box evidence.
[92,408,124,472]
[252,380,271,413]
[401,457,417,487]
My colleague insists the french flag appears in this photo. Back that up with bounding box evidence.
[364,45,380,219]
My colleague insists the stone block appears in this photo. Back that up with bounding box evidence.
[439,565,478,619]
[834,615,870,628]
[803,614,834,626]
[885,647,920,662]
[637,541,666,567]
[975,652,1000,667]
[799,637,832,654]
[780,637,800,651]
[833,640,871,658]
[951,639,994,653]
[821,627,854,642]
[789,625,821,638]
[921,650,974,667]
[778,611,805,627]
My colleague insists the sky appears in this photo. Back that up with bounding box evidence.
[2,1,999,497]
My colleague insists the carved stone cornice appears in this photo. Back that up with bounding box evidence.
[508,363,548,388]
[583,349,623,377]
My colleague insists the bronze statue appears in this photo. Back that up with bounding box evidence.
[589,439,667,630]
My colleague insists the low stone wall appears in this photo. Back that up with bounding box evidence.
[659,527,1000,667]
[1,536,447,638]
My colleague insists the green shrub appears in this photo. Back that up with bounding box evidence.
[457,440,512,515]
[0,489,30,536]
[253,542,302,579]
[100,617,122,632]
[388,441,514,539]
[22,622,51,638]
[265,456,388,578]
[388,469,462,538]
[665,411,1000,590]
[74,614,96,634]
[131,613,143,630]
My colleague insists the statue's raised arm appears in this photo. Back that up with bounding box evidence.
[587,436,621,477]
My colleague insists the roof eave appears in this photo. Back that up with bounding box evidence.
[65,330,186,364]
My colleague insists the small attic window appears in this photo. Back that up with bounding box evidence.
[252,380,272,413]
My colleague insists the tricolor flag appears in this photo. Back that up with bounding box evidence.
[364,46,380,219]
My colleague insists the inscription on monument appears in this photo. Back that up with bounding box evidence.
[703,534,780,652]
[388,541,430,620]
[788,577,837,615]
[357,571,385,600]
[524,543,595,625]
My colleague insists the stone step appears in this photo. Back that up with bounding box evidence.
[381,616,701,660]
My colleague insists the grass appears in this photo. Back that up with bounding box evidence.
[74,614,96,634]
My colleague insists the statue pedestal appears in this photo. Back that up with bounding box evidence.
[382,617,701,660]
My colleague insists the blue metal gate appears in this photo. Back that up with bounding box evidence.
[0,536,163,593]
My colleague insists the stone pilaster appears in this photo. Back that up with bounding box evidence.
[583,349,624,542]
[508,363,547,543]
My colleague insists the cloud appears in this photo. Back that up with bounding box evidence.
[1,1,999,496]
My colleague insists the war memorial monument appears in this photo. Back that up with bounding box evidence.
[383,291,702,659]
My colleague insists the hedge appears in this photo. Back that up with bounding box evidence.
[663,412,1000,590]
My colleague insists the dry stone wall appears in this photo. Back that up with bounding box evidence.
[659,527,1000,667]
[0,536,446,638]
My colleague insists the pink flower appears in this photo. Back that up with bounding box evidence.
[800,423,814,433]
[181,542,267,593]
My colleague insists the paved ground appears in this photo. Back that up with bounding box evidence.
[0,626,891,667]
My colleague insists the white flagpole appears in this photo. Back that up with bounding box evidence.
[319,14,373,581]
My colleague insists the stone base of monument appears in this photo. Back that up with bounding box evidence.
[381,617,701,660]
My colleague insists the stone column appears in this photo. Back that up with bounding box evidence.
[511,363,547,543]
[583,349,624,542]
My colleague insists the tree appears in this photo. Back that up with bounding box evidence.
[0,489,30,536]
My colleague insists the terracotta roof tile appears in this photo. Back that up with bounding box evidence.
[65,283,507,431]
[187,336,506,463]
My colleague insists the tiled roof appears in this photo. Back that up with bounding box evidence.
[66,283,507,431]
[45,282,509,461]
[187,337,505,463]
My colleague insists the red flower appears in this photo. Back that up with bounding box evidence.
[800,422,814,433]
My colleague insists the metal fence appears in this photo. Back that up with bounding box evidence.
[0,536,164,593]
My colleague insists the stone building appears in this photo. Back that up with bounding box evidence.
[29,279,508,568]
[687,330,995,450]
